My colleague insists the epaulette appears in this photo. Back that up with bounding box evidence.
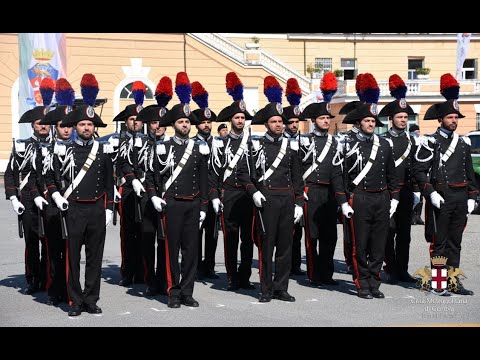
[212,136,225,148]
[423,135,436,144]
[195,140,210,155]
[54,142,67,156]
[461,135,471,146]
[107,135,120,147]
[101,142,115,154]
[300,134,312,146]
[288,137,299,151]
[14,138,30,152]
[155,140,169,155]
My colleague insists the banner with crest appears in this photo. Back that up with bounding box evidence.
[18,33,66,138]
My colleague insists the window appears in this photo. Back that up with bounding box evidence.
[477,113,480,130]
[314,58,332,79]
[341,58,356,80]
[120,82,155,99]
[461,59,477,80]
[408,58,424,80]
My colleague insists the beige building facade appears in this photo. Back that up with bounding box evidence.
[1,32,479,170]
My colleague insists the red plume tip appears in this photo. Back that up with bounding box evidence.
[55,78,72,92]
[355,74,364,91]
[132,81,146,93]
[226,72,242,89]
[388,74,405,90]
[80,74,98,88]
[264,76,280,90]
[40,77,55,90]
[192,81,207,97]
[320,73,338,91]
[175,72,190,86]
[440,73,459,91]
[155,77,173,96]
[359,73,379,91]
[286,78,301,95]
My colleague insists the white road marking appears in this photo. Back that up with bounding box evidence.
[215,304,225,308]
[150,307,167,312]
[119,311,131,315]
[306,298,319,302]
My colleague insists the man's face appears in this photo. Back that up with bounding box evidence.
[126,116,143,132]
[231,113,245,132]
[219,128,228,137]
[286,118,299,134]
[173,118,191,137]
[55,121,72,140]
[265,116,284,136]
[74,120,94,140]
[32,120,50,137]
[314,115,331,131]
[359,117,376,135]
[148,121,165,137]
[439,113,458,131]
[391,112,408,130]
[196,120,212,136]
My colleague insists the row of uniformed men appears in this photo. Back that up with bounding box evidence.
[6,71,478,316]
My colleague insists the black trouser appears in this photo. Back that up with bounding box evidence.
[119,188,144,283]
[164,198,200,298]
[291,223,303,270]
[20,192,48,288]
[425,187,468,268]
[221,190,254,286]
[350,189,390,290]
[142,199,166,291]
[412,198,424,223]
[304,185,338,282]
[66,199,106,307]
[256,191,294,296]
[198,201,216,273]
[384,186,414,276]
[44,202,67,299]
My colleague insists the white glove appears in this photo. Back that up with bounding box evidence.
[412,192,421,210]
[303,191,309,201]
[114,186,122,203]
[9,196,25,215]
[51,191,69,211]
[34,196,48,211]
[467,199,476,214]
[341,202,354,218]
[132,179,145,198]
[430,191,445,209]
[199,211,206,229]
[105,209,113,227]
[151,196,166,212]
[389,199,399,218]
[293,205,303,224]
[252,191,266,207]
[212,198,223,214]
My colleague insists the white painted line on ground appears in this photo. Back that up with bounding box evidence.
[150,307,167,312]
[306,298,319,302]
[119,311,131,315]
[215,304,225,307]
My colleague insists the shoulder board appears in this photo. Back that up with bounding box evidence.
[289,138,299,151]
[14,139,29,152]
[424,135,436,144]
[163,135,171,141]
[300,134,311,146]
[53,142,67,156]
[461,135,471,146]
[212,136,225,148]
[250,135,263,141]
[155,140,169,155]
[108,136,119,147]
[196,140,210,155]
[103,143,115,154]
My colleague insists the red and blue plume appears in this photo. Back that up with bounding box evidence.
[226,72,244,101]
[55,78,75,107]
[440,73,460,100]
[80,74,99,107]
[132,81,146,106]
[192,81,209,109]
[359,73,379,104]
[155,76,173,108]
[355,74,364,101]
[320,72,338,103]
[175,72,192,104]
[40,78,55,106]
[389,74,407,100]
[264,76,282,103]
[286,78,302,106]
